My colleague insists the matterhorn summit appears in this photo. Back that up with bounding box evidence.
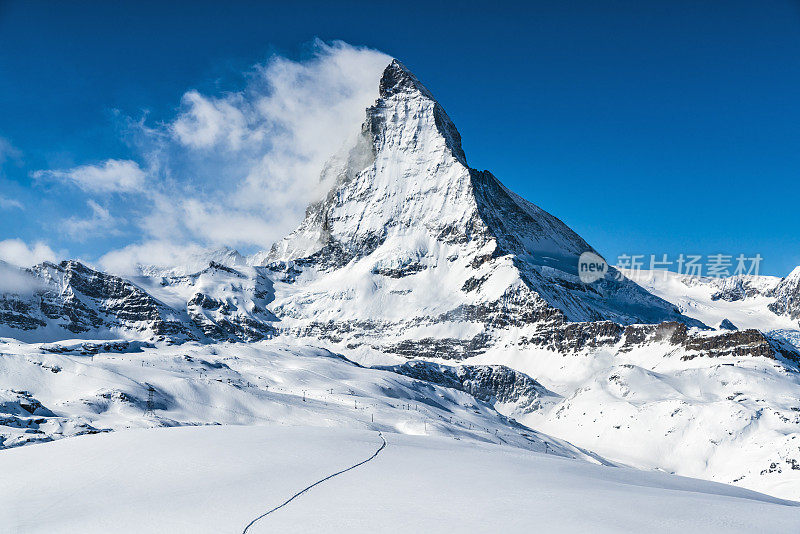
[262,60,694,359]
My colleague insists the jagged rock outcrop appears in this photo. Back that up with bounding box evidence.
[379,360,559,412]
[518,318,793,362]
[0,260,276,343]
[0,260,196,341]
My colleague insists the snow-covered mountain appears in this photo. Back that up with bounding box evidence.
[488,267,800,499]
[0,60,788,368]
[2,59,800,508]
[0,260,198,342]
[261,60,706,360]
[0,258,280,343]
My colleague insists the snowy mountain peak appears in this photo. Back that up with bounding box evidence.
[379,59,434,99]
[259,59,701,360]
[0,60,710,350]
[135,246,248,278]
[370,59,467,165]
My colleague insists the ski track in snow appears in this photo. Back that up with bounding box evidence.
[241,431,387,533]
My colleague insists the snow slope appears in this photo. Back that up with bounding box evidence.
[1,425,797,534]
[3,331,800,502]
[464,331,800,500]
[0,338,589,459]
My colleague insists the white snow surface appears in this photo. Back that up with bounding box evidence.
[462,332,800,501]
[0,338,589,459]
[2,425,797,534]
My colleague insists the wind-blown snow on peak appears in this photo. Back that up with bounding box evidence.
[266,59,478,266]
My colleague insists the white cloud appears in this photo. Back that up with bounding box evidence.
[127,40,391,252]
[62,200,119,240]
[0,261,45,294]
[33,40,393,271]
[34,159,146,193]
[172,91,251,150]
[0,239,58,267]
[0,195,23,210]
[98,240,210,276]
[179,198,278,248]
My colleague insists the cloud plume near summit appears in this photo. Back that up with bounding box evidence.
[27,41,392,274]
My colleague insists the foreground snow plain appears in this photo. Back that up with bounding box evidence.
[2,425,798,534]
[2,337,799,532]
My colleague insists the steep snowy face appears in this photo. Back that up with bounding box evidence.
[269,60,596,273]
[770,267,800,322]
[137,262,277,342]
[263,60,693,358]
[268,60,483,265]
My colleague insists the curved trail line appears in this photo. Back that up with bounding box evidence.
[241,431,387,533]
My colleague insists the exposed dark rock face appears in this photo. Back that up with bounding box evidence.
[516,318,793,362]
[371,262,427,278]
[523,321,624,353]
[379,360,558,412]
[622,322,689,350]
[682,329,776,361]
[0,297,46,330]
[41,340,153,354]
[0,261,198,340]
[383,335,493,360]
[189,293,236,314]
[711,276,769,302]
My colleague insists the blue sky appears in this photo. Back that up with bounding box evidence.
[0,1,798,275]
